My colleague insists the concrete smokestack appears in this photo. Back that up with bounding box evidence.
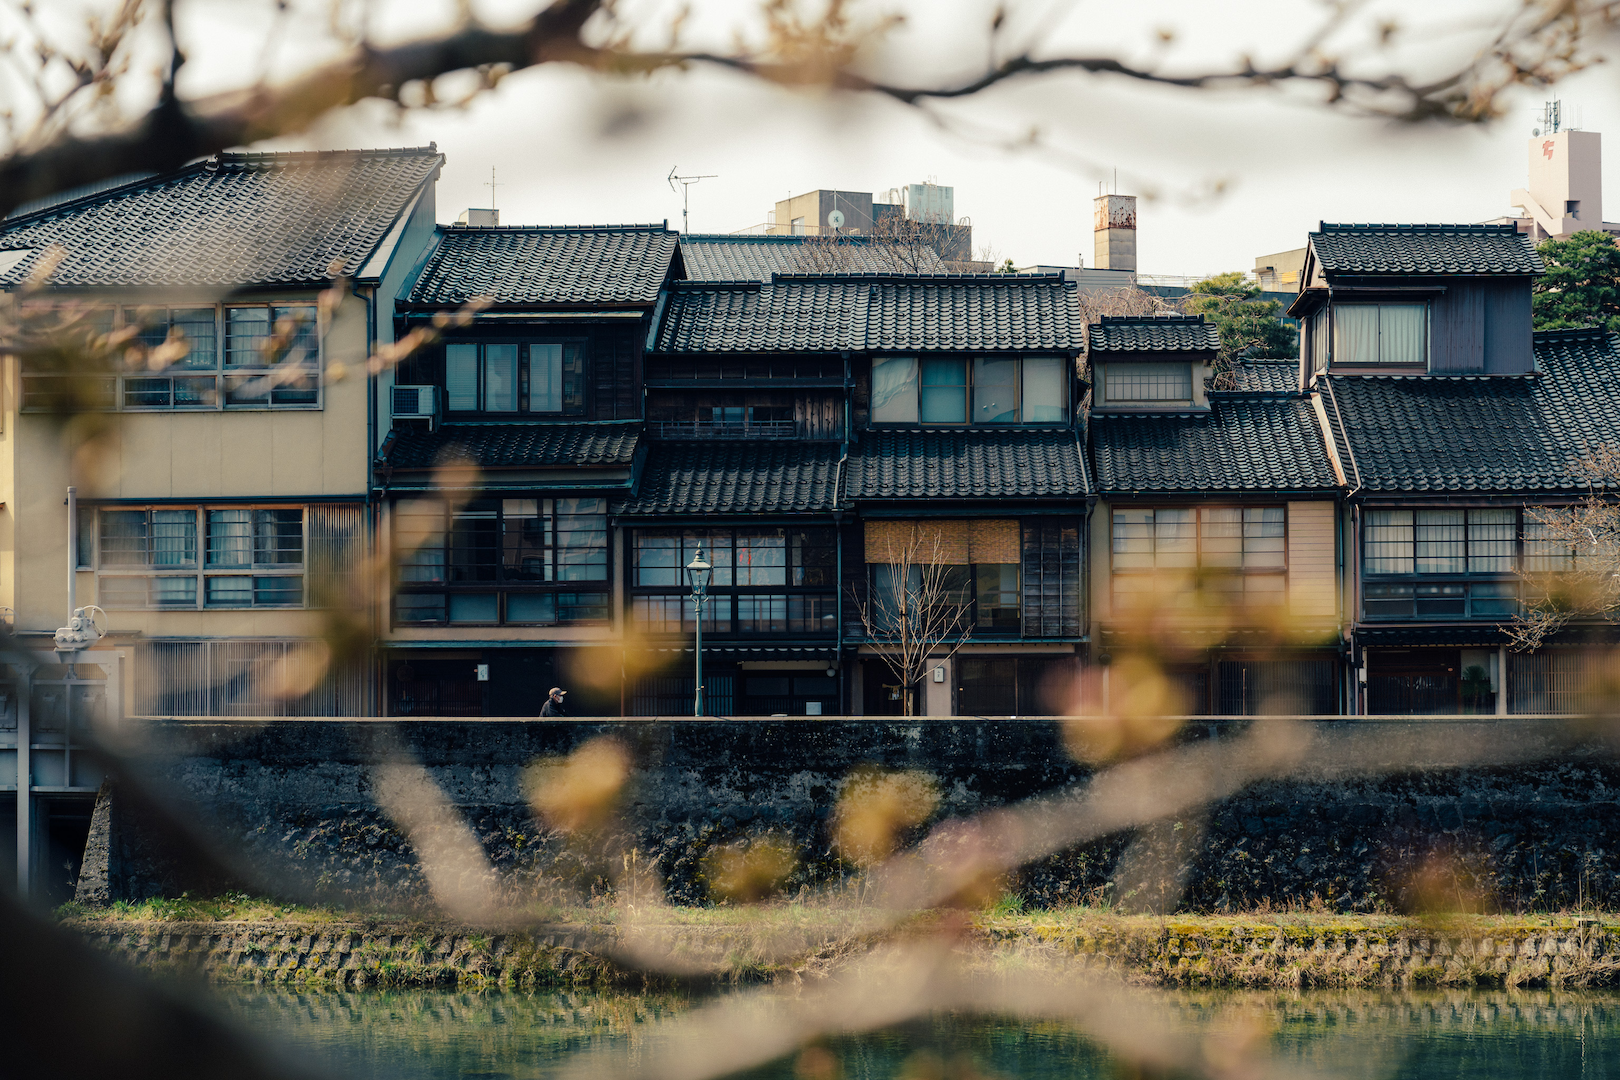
[1093,194,1136,272]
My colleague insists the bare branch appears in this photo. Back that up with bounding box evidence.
[1,1,1618,218]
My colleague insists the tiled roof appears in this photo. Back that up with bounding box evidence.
[655,274,1083,353]
[0,148,441,288]
[407,225,676,306]
[680,234,948,281]
[1323,328,1620,493]
[618,441,842,515]
[847,428,1088,499]
[381,422,641,470]
[1091,394,1337,493]
[1309,223,1543,276]
[1228,360,1299,393]
[865,276,1081,351]
[657,282,863,352]
[1088,314,1220,354]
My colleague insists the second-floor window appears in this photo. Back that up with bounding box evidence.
[1333,302,1427,366]
[445,342,585,415]
[871,355,1068,425]
[1112,507,1286,608]
[22,303,322,412]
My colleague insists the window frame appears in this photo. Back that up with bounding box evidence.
[391,496,611,627]
[1109,505,1288,609]
[1359,506,1542,621]
[20,302,325,413]
[87,503,309,610]
[1330,301,1430,368]
[867,354,1070,427]
[441,338,589,417]
[629,526,838,637]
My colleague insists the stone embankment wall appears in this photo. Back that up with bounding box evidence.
[91,717,1620,912]
[73,918,1620,991]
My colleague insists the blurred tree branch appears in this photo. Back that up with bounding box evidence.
[1,0,1619,218]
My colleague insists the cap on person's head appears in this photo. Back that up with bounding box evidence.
[549,687,566,696]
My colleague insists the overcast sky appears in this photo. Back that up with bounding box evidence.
[176,0,1620,277]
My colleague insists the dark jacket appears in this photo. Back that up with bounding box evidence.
[540,697,566,717]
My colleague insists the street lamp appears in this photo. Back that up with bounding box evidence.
[685,546,713,716]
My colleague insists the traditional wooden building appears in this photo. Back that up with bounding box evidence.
[1087,316,1343,714]
[1300,223,1620,713]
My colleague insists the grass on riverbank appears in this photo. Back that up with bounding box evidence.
[60,895,1620,992]
[58,893,1618,933]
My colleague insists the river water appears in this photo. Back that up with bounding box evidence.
[218,986,1620,1079]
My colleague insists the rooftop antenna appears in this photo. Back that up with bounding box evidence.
[1534,99,1562,137]
[667,166,717,233]
[486,167,502,210]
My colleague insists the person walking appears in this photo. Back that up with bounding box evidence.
[540,686,568,717]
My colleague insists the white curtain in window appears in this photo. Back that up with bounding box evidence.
[1334,305,1380,365]
[151,510,195,567]
[1380,304,1427,365]
[1111,509,1154,570]
[1154,508,1196,568]
[208,509,253,567]
[1021,357,1067,423]
[871,357,919,423]
[1364,510,1414,574]
[446,344,478,412]
[1415,510,1465,573]
[530,343,562,413]
[484,344,518,412]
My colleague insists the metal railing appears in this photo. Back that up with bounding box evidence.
[651,419,799,439]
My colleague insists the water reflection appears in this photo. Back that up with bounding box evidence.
[216,987,1620,1080]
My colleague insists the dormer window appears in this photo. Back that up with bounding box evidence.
[1105,363,1192,403]
[1334,303,1428,366]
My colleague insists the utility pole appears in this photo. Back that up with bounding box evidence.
[667,166,717,233]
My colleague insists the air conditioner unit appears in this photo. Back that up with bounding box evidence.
[391,385,439,428]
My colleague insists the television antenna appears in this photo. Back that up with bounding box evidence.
[667,166,717,233]
[486,167,502,210]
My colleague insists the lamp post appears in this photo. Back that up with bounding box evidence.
[685,546,713,716]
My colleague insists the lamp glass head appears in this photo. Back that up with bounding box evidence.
[686,546,713,594]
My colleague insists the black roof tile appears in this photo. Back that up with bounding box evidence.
[866,276,1081,351]
[618,441,842,515]
[0,147,441,288]
[680,234,948,280]
[1088,314,1219,354]
[382,421,640,470]
[1228,360,1300,393]
[655,274,1083,353]
[656,281,863,352]
[1092,394,1338,493]
[407,225,677,306]
[847,427,1088,499]
[1324,328,1620,493]
[1310,223,1543,276]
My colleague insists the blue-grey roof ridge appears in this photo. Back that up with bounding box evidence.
[0,146,443,288]
[1310,222,1543,276]
[0,145,440,229]
[444,222,671,232]
[406,224,678,306]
